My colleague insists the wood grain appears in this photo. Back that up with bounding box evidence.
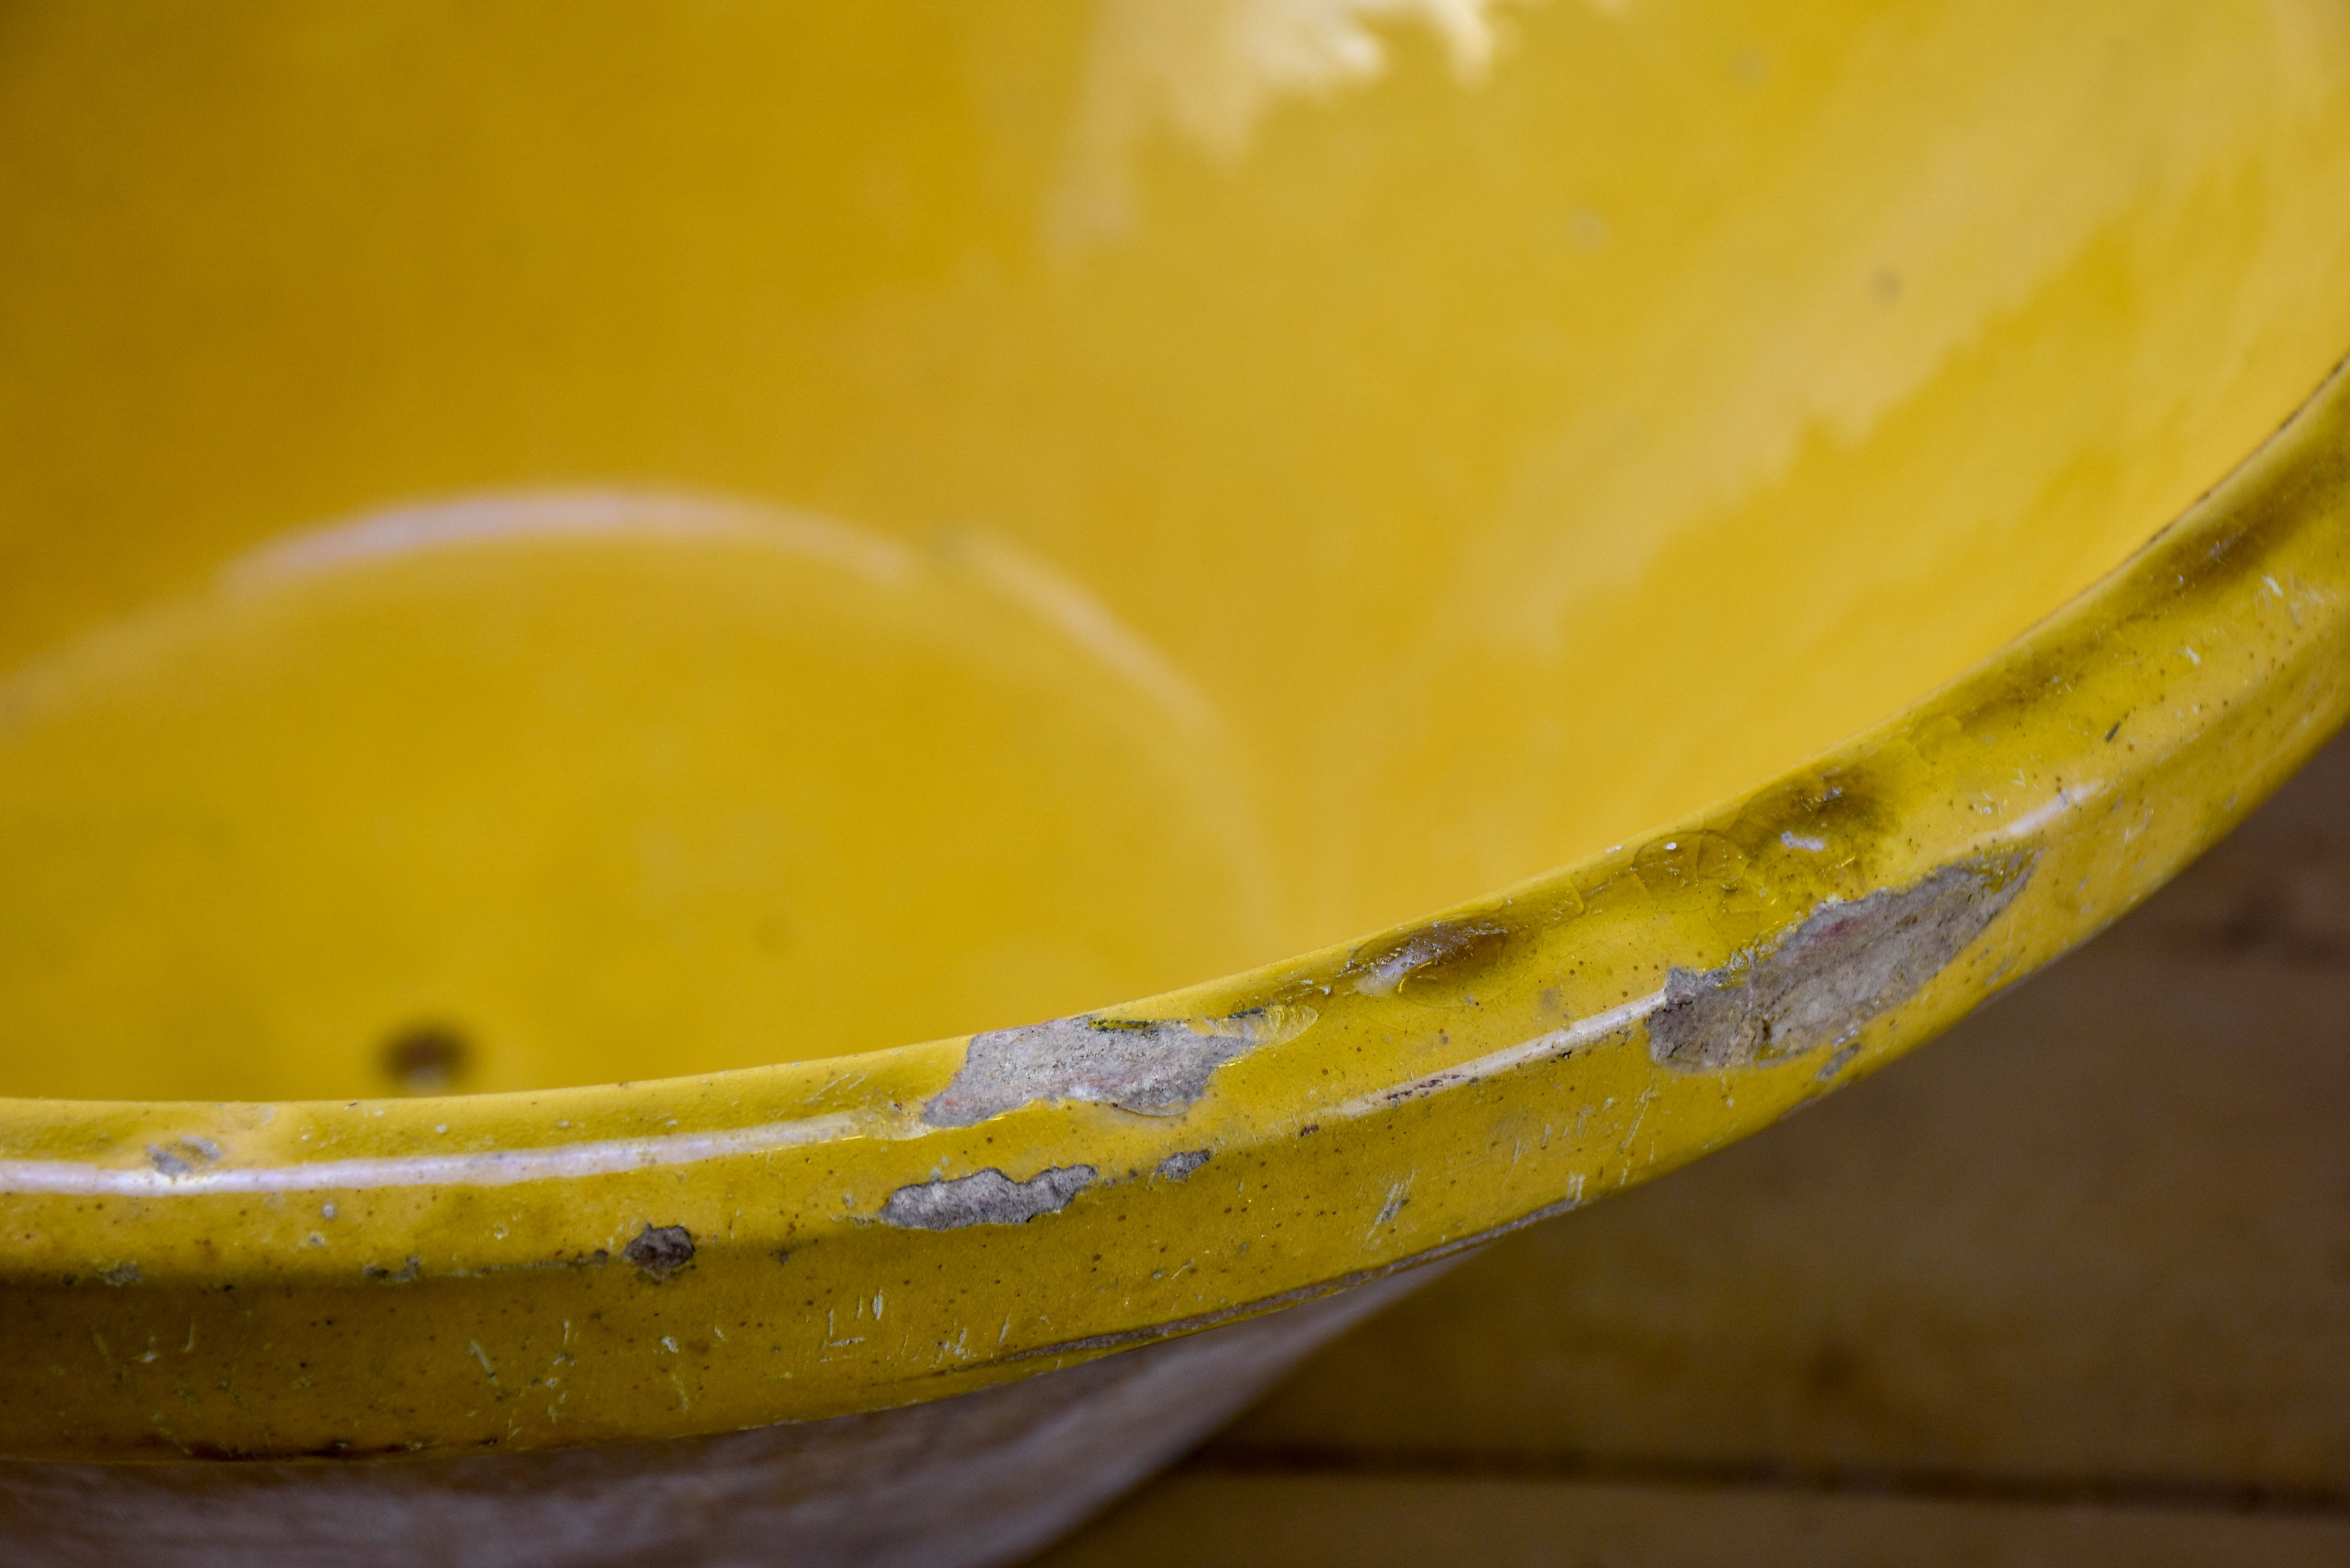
[1036,1473,2350,1567]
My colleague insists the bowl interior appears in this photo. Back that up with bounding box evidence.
[3,0,2347,1099]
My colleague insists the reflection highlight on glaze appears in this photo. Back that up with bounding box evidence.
[1052,0,1602,247]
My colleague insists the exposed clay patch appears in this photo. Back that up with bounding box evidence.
[1349,919,1511,997]
[878,1165,1097,1230]
[1648,852,2035,1071]
[622,1224,696,1282]
[1814,1041,1864,1081]
[923,1006,1315,1127]
[145,1136,222,1177]
[1155,1149,1211,1181]
[97,1262,141,1287]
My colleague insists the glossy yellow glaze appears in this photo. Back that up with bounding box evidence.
[0,504,1276,1098]
[0,0,2346,1461]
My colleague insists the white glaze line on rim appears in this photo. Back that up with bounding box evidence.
[1324,990,1663,1122]
[0,1113,861,1196]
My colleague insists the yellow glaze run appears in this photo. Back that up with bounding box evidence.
[0,0,2347,1459]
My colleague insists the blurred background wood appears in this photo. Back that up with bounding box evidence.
[1031,725,2350,1564]
[1031,1474,2350,1567]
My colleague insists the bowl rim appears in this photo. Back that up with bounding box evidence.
[3,353,2347,1463]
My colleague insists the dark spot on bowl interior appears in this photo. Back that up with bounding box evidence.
[381,1023,473,1093]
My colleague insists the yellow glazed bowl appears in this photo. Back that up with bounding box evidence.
[3,2,2349,1562]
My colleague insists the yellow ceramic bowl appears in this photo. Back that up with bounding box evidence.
[3,2,2348,1562]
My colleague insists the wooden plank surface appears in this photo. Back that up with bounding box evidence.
[1035,1473,2350,1567]
[1030,726,2350,1562]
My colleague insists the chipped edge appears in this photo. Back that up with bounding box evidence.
[1646,851,2037,1072]
[877,1165,1099,1231]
